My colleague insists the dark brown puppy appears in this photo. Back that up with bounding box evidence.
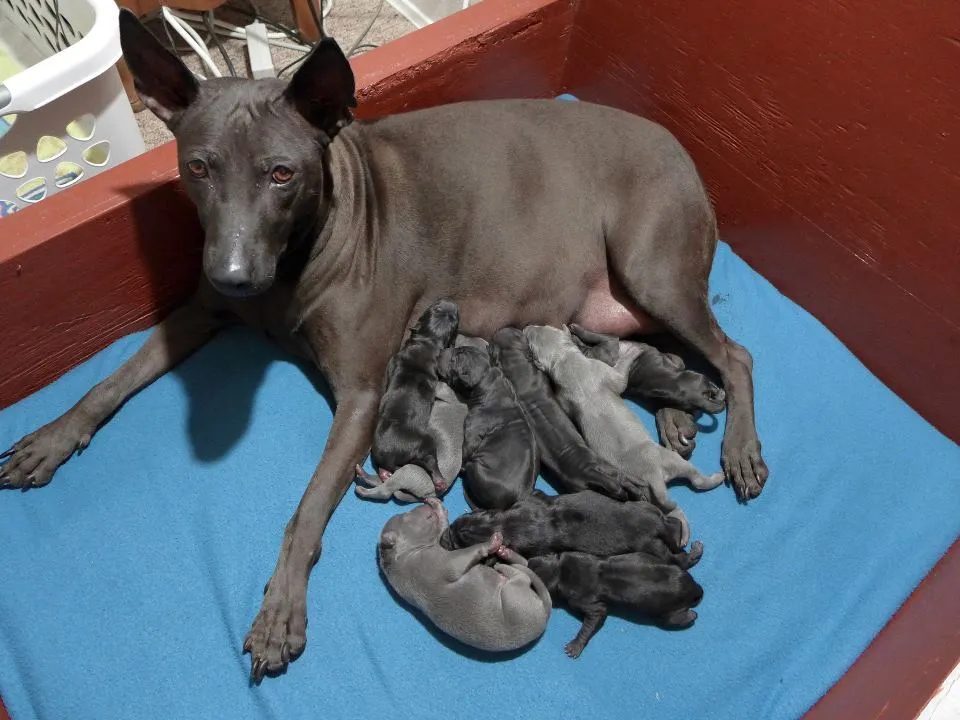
[528,543,704,658]
[569,323,724,459]
[442,489,684,558]
[489,327,627,500]
[438,346,537,510]
[569,323,725,414]
[372,299,460,493]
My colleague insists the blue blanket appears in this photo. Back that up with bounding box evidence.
[2,252,959,717]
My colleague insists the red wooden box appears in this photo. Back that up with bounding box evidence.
[1,0,957,717]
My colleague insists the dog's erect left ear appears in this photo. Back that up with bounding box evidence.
[284,38,357,138]
[118,9,198,126]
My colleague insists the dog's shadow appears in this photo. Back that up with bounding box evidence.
[169,326,334,463]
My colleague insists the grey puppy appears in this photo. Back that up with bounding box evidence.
[2,14,768,679]
[524,325,724,516]
[455,334,489,350]
[355,382,467,502]
[378,497,552,652]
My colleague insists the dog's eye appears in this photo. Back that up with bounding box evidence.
[271,166,294,185]
[186,160,208,179]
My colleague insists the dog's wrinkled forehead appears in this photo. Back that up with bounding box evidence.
[176,79,316,163]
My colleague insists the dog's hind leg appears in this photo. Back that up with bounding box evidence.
[564,605,608,659]
[1,302,223,489]
[604,178,768,500]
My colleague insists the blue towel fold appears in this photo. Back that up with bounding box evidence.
[1,249,958,717]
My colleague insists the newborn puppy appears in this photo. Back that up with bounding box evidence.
[372,299,460,494]
[356,382,467,502]
[443,489,685,559]
[490,327,626,500]
[524,325,724,514]
[438,346,537,510]
[569,324,725,414]
[455,334,489,350]
[378,498,552,652]
[528,543,704,658]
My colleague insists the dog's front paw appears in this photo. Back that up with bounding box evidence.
[0,415,93,489]
[722,437,769,502]
[244,582,307,683]
[656,408,698,459]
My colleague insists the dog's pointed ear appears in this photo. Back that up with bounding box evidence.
[284,38,357,138]
[118,9,198,126]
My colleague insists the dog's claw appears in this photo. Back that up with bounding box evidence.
[244,585,308,682]
[722,438,768,502]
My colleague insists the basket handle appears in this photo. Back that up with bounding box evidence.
[0,0,123,115]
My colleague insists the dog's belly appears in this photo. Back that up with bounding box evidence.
[574,271,661,337]
[451,269,659,339]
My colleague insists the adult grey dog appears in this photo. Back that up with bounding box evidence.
[378,498,551,653]
[0,12,768,679]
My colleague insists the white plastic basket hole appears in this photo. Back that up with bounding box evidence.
[36,135,67,162]
[0,150,28,178]
[66,113,96,141]
[16,176,47,203]
[54,160,83,187]
[82,140,110,166]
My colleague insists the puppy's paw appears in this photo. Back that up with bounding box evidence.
[486,532,504,555]
[244,582,308,683]
[685,540,704,568]
[564,638,586,659]
[691,377,726,414]
[656,407,698,459]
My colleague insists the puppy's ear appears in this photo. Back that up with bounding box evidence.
[379,530,399,551]
[488,342,501,367]
[284,38,357,139]
[437,348,454,381]
[119,10,198,127]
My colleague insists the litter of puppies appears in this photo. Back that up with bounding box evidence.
[357,298,725,656]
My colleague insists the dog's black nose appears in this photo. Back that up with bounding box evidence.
[207,265,259,297]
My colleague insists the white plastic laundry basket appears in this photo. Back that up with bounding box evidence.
[0,0,144,219]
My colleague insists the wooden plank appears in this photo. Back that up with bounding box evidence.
[562,0,960,443]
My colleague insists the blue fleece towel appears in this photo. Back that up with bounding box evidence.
[1,254,959,717]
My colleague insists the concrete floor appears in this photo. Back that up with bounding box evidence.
[135,0,415,149]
